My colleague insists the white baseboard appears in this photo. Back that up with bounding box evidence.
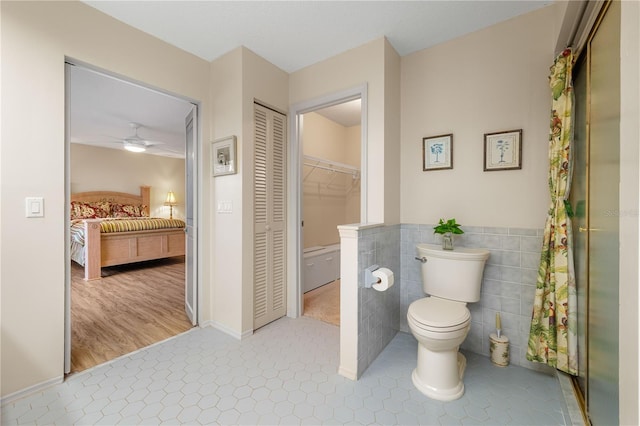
[1,376,63,407]
[338,365,358,381]
[201,320,253,340]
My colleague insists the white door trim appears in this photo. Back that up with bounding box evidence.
[287,83,368,318]
[185,105,198,326]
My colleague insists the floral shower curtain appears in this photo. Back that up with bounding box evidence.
[526,49,578,375]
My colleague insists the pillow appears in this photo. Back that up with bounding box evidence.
[112,203,148,218]
[90,201,111,216]
[70,201,110,219]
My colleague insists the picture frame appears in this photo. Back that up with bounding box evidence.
[212,136,237,177]
[423,134,453,171]
[484,129,522,171]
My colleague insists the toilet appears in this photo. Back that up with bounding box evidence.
[407,243,489,401]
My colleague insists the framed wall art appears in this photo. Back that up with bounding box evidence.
[212,136,237,177]
[484,129,522,171]
[423,134,453,171]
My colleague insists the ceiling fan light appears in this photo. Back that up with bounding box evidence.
[124,141,146,153]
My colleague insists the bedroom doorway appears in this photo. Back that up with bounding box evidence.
[64,61,200,374]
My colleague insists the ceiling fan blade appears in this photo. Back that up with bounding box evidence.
[148,144,182,153]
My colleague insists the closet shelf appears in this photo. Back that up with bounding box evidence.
[303,155,360,181]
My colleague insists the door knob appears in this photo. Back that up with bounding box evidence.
[265,225,271,231]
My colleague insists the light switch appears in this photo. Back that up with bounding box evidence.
[217,200,233,214]
[26,197,44,218]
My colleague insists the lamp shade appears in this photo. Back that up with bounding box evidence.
[164,191,177,206]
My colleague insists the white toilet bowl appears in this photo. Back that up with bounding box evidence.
[407,297,471,401]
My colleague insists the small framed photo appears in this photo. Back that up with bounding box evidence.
[484,129,522,171]
[212,136,237,177]
[423,134,453,171]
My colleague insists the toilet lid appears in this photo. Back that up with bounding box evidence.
[408,298,470,329]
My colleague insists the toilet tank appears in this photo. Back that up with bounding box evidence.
[416,244,490,303]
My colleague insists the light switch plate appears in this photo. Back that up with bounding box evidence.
[26,197,44,218]
[217,200,233,214]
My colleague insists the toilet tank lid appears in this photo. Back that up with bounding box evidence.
[416,244,489,261]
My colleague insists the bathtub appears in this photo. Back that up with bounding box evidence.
[303,244,340,293]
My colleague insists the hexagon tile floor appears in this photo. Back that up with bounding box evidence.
[1,316,569,425]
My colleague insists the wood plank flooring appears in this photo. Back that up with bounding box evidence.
[303,280,340,326]
[70,256,192,373]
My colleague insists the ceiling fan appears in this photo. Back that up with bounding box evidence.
[89,122,184,158]
[121,122,161,153]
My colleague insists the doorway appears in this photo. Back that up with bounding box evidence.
[289,84,368,321]
[301,100,361,326]
[64,61,200,374]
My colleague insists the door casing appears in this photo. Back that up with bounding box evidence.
[288,84,368,318]
[63,59,201,374]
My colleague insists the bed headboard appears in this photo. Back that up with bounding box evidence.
[71,186,151,212]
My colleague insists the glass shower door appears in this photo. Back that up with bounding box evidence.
[587,2,620,424]
[570,3,620,423]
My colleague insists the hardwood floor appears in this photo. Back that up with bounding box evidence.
[303,280,340,326]
[70,256,192,373]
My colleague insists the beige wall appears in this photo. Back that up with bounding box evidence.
[70,144,186,219]
[291,38,387,225]
[618,1,640,423]
[400,6,558,229]
[1,1,211,397]
[344,125,362,226]
[302,112,360,248]
[209,47,289,337]
[209,48,244,335]
[384,39,402,225]
[303,112,351,160]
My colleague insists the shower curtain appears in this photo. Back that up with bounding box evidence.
[526,49,577,375]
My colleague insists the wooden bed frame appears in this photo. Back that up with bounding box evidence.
[72,186,185,281]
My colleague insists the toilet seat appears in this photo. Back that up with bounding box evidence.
[408,297,470,332]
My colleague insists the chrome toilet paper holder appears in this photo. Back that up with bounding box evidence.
[364,264,381,288]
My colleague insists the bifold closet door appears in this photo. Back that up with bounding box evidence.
[254,103,287,329]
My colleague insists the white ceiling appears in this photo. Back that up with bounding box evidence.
[84,1,552,73]
[69,65,193,158]
[72,1,553,158]
[313,99,362,128]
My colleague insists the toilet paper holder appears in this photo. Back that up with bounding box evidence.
[364,265,381,288]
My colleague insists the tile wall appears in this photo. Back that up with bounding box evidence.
[356,224,401,377]
[400,223,552,372]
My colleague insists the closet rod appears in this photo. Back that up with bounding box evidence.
[303,154,359,175]
[303,162,360,176]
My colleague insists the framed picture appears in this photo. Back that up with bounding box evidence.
[484,129,522,171]
[423,134,453,171]
[212,136,237,176]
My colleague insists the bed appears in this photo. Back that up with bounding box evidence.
[70,186,186,281]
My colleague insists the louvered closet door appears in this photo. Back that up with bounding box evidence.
[254,103,287,329]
